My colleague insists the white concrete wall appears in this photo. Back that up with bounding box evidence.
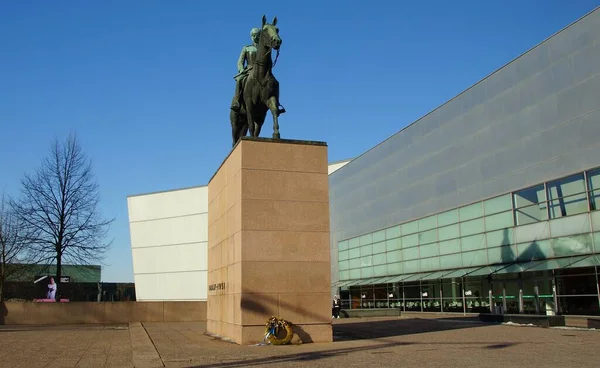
[127,186,208,301]
[127,160,352,301]
[328,159,352,175]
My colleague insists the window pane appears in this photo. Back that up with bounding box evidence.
[588,168,600,211]
[484,194,512,215]
[372,230,386,243]
[348,237,360,249]
[549,193,588,218]
[349,248,360,259]
[558,296,600,315]
[548,173,586,200]
[550,213,591,237]
[385,226,401,239]
[438,209,459,227]
[402,221,418,235]
[462,250,487,267]
[359,234,372,245]
[557,274,599,295]
[401,246,419,261]
[420,243,439,258]
[338,240,349,251]
[402,260,420,273]
[552,234,593,256]
[349,258,360,269]
[387,262,402,274]
[591,189,600,211]
[418,215,437,231]
[373,265,387,277]
[439,253,462,269]
[485,211,514,231]
[461,234,486,252]
[515,221,550,244]
[487,245,516,264]
[460,218,485,236]
[486,228,513,248]
[514,184,547,225]
[339,270,349,280]
[419,229,437,245]
[386,237,401,252]
[361,267,373,278]
[339,250,349,261]
[373,253,386,265]
[339,260,349,270]
[516,239,551,261]
[360,244,372,257]
[438,224,460,241]
[459,202,483,221]
[439,238,461,255]
[386,250,401,264]
[361,255,373,267]
[372,241,386,254]
[402,233,419,247]
[349,269,361,279]
[547,173,588,218]
[421,256,440,271]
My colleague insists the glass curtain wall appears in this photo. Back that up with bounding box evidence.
[338,167,600,315]
[344,266,599,315]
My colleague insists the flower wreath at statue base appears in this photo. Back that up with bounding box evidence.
[264,316,294,345]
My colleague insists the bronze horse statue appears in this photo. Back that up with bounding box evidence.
[230,15,284,147]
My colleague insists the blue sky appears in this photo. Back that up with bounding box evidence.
[0,1,598,282]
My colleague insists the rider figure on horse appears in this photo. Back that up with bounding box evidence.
[231,28,261,112]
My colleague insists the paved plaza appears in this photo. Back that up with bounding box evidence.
[0,316,598,368]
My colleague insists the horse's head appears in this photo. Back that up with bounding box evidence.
[260,15,282,50]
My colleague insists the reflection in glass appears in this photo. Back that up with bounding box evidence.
[421,280,441,312]
[547,173,587,218]
[404,283,421,311]
[463,276,490,313]
[556,273,598,295]
[442,280,464,312]
[558,296,599,315]
[514,184,547,225]
[588,168,600,211]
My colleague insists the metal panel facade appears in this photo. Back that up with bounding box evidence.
[330,9,600,284]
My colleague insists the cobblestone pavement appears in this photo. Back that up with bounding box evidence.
[0,317,598,367]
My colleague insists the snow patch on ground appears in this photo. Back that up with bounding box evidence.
[502,321,598,331]
[551,326,597,331]
[502,321,536,327]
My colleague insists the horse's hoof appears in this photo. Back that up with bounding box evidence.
[273,133,281,139]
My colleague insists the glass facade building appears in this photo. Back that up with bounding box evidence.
[329,9,600,316]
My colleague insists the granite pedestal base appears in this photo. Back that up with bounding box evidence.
[206,137,333,345]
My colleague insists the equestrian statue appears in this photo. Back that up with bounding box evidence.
[230,15,285,147]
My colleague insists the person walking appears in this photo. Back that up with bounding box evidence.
[332,295,341,319]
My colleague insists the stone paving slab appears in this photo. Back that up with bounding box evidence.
[142,318,600,368]
[0,317,598,367]
[130,322,164,368]
[0,324,132,368]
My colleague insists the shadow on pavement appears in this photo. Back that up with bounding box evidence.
[189,317,515,368]
[333,316,486,341]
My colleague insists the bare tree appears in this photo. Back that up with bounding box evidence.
[0,193,33,301]
[10,133,113,292]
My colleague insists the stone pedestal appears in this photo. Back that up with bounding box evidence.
[206,137,332,345]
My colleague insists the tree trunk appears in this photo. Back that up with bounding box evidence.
[0,264,4,302]
[55,252,61,301]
